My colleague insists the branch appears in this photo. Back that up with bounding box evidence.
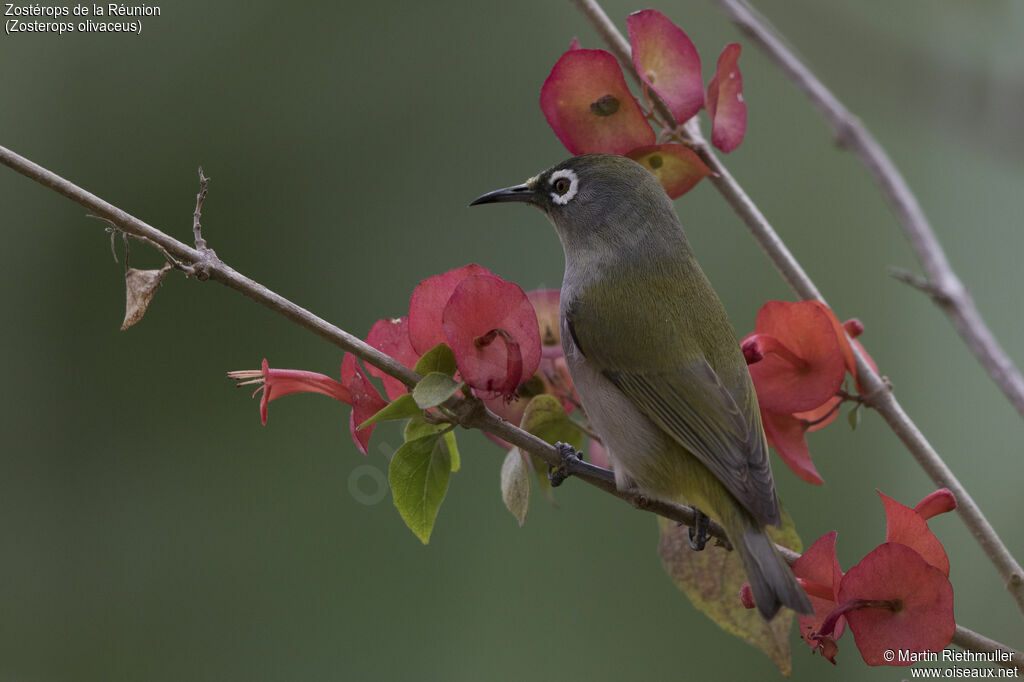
[192,166,210,250]
[569,0,1024,616]
[952,625,1024,673]
[0,142,730,548]
[713,0,1024,421]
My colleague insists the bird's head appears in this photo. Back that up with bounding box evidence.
[470,154,681,259]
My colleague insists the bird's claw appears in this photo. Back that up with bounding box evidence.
[547,442,581,488]
[688,508,711,551]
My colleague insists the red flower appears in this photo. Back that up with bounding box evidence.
[817,542,955,666]
[879,488,956,576]
[742,300,850,414]
[742,300,872,484]
[706,43,747,153]
[407,265,542,400]
[759,408,824,485]
[365,316,419,401]
[627,9,704,124]
[740,530,845,662]
[442,274,541,399]
[228,357,386,455]
[626,144,714,198]
[228,359,352,426]
[408,264,494,355]
[791,531,845,663]
[540,48,655,156]
[914,488,958,521]
[539,11,739,198]
[341,354,387,455]
[739,490,956,667]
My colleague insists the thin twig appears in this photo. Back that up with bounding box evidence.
[714,0,1024,421]
[0,142,728,546]
[569,0,1024,616]
[193,166,210,251]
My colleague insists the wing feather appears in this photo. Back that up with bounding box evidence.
[606,362,780,526]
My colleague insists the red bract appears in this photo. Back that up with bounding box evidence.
[626,144,714,199]
[738,530,844,663]
[823,542,955,666]
[879,489,954,576]
[408,264,494,354]
[627,9,704,124]
[540,49,655,156]
[743,300,848,414]
[706,43,747,153]
[365,317,419,400]
[341,354,387,455]
[914,488,957,520]
[740,491,956,667]
[527,289,562,358]
[442,274,541,399]
[760,408,823,485]
[228,359,352,426]
[791,531,845,663]
[743,301,875,485]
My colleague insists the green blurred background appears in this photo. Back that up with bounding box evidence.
[2,1,1022,680]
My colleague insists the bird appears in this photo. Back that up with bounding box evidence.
[470,154,812,619]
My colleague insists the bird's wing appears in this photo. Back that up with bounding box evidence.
[604,362,780,527]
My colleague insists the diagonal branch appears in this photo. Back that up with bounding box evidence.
[569,0,1024,616]
[713,0,1024,421]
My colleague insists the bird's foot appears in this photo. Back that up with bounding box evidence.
[547,442,582,488]
[688,508,711,551]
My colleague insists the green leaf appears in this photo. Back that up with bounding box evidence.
[519,394,583,450]
[657,508,801,676]
[500,448,530,526]
[405,418,460,473]
[848,405,861,430]
[389,433,451,544]
[412,372,464,409]
[414,343,457,377]
[358,392,421,430]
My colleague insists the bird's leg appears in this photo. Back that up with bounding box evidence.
[548,442,581,487]
[547,442,617,487]
[688,508,711,551]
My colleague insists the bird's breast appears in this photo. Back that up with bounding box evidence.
[560,313,677,496]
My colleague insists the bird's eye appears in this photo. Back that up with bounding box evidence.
[548,169,579,205]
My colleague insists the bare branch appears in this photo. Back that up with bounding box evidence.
[193,166,210,251]
[570,0,1024,615]
[713,0,1024,421]
[952,625,1024,673]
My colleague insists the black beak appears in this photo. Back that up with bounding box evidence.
[469,183,535,206]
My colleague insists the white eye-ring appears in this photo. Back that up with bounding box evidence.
[549,168,579,205]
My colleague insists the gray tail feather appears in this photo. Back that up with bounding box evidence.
[736,523,813,620]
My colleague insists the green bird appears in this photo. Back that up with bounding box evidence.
[471,154,812,619]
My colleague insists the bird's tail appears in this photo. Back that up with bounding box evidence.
[730,513,813,620]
